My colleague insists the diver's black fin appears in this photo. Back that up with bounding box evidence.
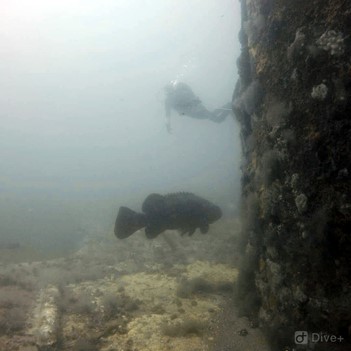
[114,206,146,239]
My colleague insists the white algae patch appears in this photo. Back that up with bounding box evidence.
[311,83,328,100]
[28,285,60,350]
[316,30,344,56]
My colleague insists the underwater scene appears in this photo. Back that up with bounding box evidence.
[0,217,270,351]
[0,0,257,350]
[2,0,351,350]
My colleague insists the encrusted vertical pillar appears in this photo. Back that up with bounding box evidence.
[233,0,351,349]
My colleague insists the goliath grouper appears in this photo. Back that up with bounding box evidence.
[114,192,222,239]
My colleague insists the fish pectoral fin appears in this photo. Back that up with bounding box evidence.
[179,228,188,236]
[179,227,196,236]
[188,228,196,236]
[200,224,209,234]
[145,225,163,239]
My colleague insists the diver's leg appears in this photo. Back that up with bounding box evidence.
[211,110,232,122]
[188,103,231,123]
[211,102,233,123]
[187,103,213,120]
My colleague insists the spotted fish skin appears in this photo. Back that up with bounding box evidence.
[114,192,222,239]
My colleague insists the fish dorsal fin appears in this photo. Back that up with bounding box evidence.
[163,192,195,199]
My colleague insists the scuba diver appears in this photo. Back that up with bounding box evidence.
[164,81,232,133]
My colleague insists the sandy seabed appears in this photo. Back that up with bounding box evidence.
[0,219,270,351]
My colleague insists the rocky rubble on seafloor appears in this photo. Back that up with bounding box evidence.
[0,219,269,350]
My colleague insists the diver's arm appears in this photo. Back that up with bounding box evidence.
[166,115,172,133]
[165,100,172,133]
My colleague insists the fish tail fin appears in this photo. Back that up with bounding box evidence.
[114,206,146,239]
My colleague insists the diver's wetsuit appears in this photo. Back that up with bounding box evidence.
[165,82,230,124]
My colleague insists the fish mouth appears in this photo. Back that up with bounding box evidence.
[209,205,222,223]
